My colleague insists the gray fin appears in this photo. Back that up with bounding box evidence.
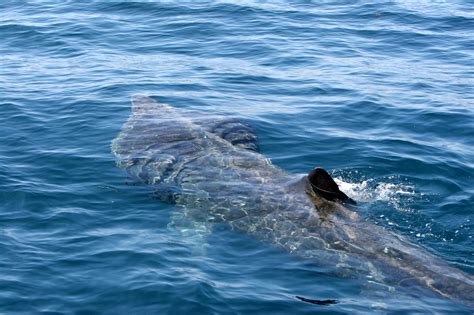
[308,168,356,205]
[194,117,259,152]
[168,207,213,256]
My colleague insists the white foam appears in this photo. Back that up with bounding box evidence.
[334,177,417,211]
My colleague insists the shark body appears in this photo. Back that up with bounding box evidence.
[112,95,474,306]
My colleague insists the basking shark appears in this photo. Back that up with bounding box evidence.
[112,95,473,306]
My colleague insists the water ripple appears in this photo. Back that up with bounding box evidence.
[0,1,473,314]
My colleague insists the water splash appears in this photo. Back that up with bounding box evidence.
[335,176,418,211]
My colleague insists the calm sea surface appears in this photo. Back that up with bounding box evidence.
[1,1,473,314]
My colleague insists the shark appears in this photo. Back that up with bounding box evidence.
[112,95,474,307]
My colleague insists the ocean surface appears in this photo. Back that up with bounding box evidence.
[1,1,473,314]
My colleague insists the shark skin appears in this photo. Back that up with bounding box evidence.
[112,95,474,307]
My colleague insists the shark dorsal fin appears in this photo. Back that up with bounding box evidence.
[308,168,355,205]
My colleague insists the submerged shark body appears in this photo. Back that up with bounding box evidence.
[112,96,473,306]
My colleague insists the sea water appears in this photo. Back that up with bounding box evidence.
[0,1,473,314]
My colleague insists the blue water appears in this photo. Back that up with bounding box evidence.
[1,1,473,313]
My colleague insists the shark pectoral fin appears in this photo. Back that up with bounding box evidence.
[308,168,356,205]
[168,207,213,256]
[193,117,260,152]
